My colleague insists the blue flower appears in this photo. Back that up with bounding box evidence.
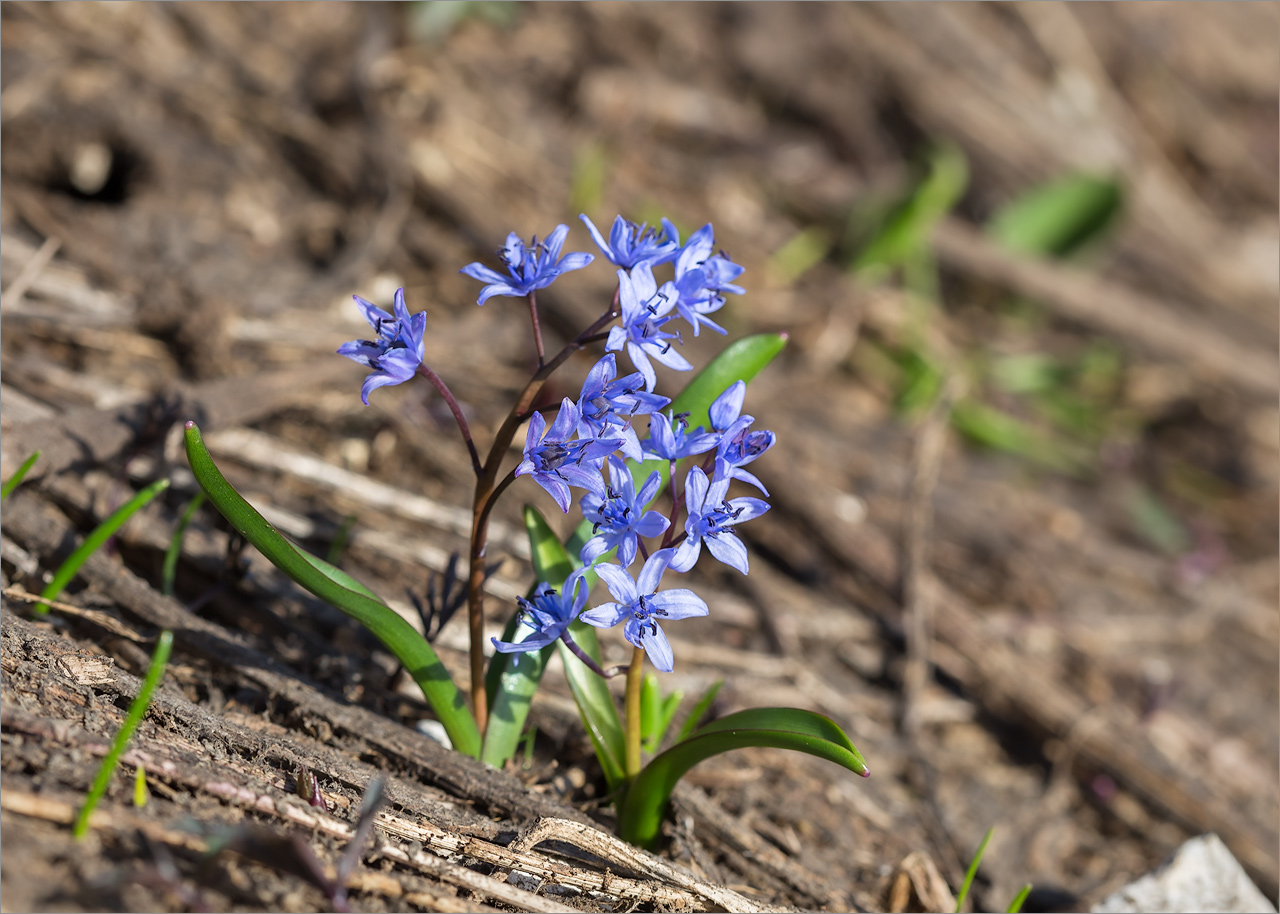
[516,398,615,513]
[708,380,746,432]
[460,224,594,305]
[717,413,776,495]
[669,459,770,574]
[491,567,590,654]
[580,549,708,672]
[580,456,671,567]
[670,224,745,337]
[337,288,427,405]
[580,214,681,269]
[576,354,671,462]
[605,263,691,391]
[641,409,719,463]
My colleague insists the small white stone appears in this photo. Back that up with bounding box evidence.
[1092,833,1275,914]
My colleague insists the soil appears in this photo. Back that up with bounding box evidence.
[1,3,1277,913]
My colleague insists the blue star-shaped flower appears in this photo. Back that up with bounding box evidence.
[579,456,671,567]
[579,214,681,269]
[641,409,719,463]
[669,459,770,574]
[716,413,776,495]
[670,223,745,337]
[576,354,671,462]
[491,566,590,654]
[516,398,615,513]
[605,263,691,391]
[337,288,427,405]
[580,549,708,673]
[460,224,594,306]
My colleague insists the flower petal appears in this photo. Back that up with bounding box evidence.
[709,381,745,431]
[647,587,709,619]
[581,600,629,629]
[594,563,639,605]
[704,531,750,574]
[639,623,675,672]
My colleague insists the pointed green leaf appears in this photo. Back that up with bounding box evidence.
[1,450,41,501]
[674,679,723,743]
[183,422,480,757]
[618,708,869,848]
[37,478,171,614]
[162,491,206,597]
[521,505,627,788]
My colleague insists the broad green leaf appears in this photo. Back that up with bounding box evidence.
[618,708,869,848]
[522,505,626,788]
[37,478,171,614]
[183,422,480,757]
[1,450,41,501]
[162,491,206,597]
[988,173,1122,258]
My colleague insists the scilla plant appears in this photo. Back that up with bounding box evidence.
[184,214,869,848]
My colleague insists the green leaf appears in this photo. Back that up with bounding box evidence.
[618,708,869,848]
[183,422,480,758]
[988,173,1122,259]
[674,679,723,743]
[1006,883,1033,914]
[37,478,172,614]
[75,630,173,838]
[640,673,685,754]
[558,622,627,790]
[162,492,206,597]
[520,505,627,788]
[854,142,968,277]
[481,511,563,769]
[955,827,994,913]
[1,450,41,501]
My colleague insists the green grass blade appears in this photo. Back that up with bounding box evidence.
[75,630,173,838]
[1006,883,1033,914]
[955,827,994,913]
[162,491,206,597]
[37,478,171,614]
[640,673,662,751]
[1,450,41,501]
[183,421,480,757]
[619,708,868,848]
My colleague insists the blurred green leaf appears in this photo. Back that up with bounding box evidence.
[1,450,41,501]
[162,491,206,597]
[674,678,723,743]
[988,173,1122,258]
[1121,483,1191,555]
[769,226,832,285]
[570,143,608,217]
[854,143,969,277]
[955,827,994,913]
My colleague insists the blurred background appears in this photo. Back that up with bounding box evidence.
[1,3,1276,911]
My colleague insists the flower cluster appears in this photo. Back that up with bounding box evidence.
[341,214,772,673]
